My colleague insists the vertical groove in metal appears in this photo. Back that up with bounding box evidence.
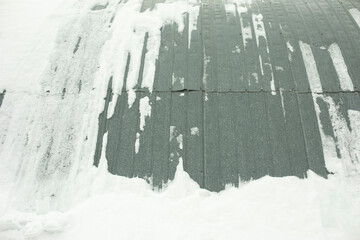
[260,0,294,176]
[272,0,312,175]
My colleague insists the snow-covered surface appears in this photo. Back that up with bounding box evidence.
[1,0,360,239]
[1,161,360,240]
[299,41,360,176]
[349,8,360,29]
[328,43,354,91]
[0,0,77,93]
[299,41,323,93]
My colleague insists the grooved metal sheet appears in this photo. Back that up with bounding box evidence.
[94,0,360,191]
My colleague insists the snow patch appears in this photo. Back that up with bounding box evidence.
[170,126,183,150]
[135,132,140,154]
[328,43,354,91]
[275,66,284,71]
[286,41,294,52]
[203,54,210,87]
[259,55,264,75]
[190,127,200,136]
[279,88,286,120]
[224,4,236,16]
[94,0,200,108]
[286,41,294,61]
[252,14,275,94]
[172,74,185,88]
[139,96,151,131]
[264,63,276,94]
[300,40,359,175]
[323,99,360,175]
[349,8,360,29]
[232,45,241,54]
[252,72,259,84]
[299,41,322,93]
[240,17,253,47]
[188,6,200,49]
[252,14,267,49]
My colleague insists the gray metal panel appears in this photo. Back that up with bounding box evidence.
[233,93,256,181]
[93,0,360,191]
[95,90,333,190]
[153,24,173,92]
[281,91,309,178]
[187,13,203,91]
[150,92,171,186]
[184,91,204,187]
[172,21,189,91]
[265,92,291,177]
[297,93,328,176]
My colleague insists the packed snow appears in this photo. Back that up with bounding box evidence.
[1,161,360,240]
[1,0,360,240]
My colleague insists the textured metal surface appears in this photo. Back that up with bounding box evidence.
[94,0,360,191]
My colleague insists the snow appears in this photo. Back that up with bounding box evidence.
[251,13,276,94]
[328,43,354,91]
[349,8,360,29]
[1,0,360,239]
[286,41,294,61]
[224,3,237,16]
[188,6,200,49]
[252,72,259,83]
[202,54,210,87]
[252,14,267,49]
[135,132,140,154]
[190,127,200,136]
[1,162,360,240]
[299,41,360,175]
[0,0,78,93]
[92,0,200,109]
[170,126,183,149]
[232,45,241,53]
[259,55,264,75]
[279,88,286,120]
[324,98,360,175]
[299,41,323,93]
[275,66,284,71]
[172,74,185,88]
[240,17,253,47]
[286,41,294,52]
[139,96,151,131]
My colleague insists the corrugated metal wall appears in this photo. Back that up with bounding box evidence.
[94,0,360,191]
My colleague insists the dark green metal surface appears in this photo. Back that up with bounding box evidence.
[94,0,360,191]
